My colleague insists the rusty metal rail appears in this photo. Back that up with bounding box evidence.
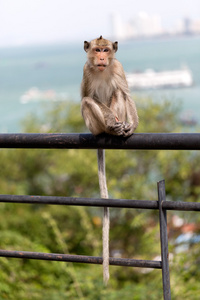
[0,132,200,150]
[0,194,199,211]
[0,250,162,269]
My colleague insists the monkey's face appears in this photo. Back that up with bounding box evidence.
[84,36,118,72]
[92,46,112,71]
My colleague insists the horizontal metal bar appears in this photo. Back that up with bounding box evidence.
[0,194,158,209]
[0,133,200,150]
[162,201,200,211]
[0,250,162,269]
[0,195,200,211]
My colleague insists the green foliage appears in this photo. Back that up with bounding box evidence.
[0,98,200,299]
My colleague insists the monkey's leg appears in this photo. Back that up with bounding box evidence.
[97,148,109,285]
[81,97,105,135]
[82,97,124,136]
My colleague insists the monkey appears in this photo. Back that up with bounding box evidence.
[81,35,138,137]
[81,36,139,284]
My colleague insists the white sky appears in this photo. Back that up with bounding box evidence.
[0,0,200,47]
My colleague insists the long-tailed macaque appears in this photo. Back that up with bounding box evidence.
[81,36,139,284]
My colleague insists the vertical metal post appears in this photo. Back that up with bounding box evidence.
[157,180,171,300]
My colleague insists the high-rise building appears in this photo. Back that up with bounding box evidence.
[111,12,163,39]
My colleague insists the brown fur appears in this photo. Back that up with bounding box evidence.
[81,37,139,284]
[81,36,138,136]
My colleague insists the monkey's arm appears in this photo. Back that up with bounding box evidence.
[122,96,139,137]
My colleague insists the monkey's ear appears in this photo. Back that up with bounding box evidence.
[84,41,90,52]
[113,41,118,52]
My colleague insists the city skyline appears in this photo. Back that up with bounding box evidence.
[111,11,200,40]
[0,0,200,47]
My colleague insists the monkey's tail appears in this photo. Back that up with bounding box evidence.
[97,148,109,285]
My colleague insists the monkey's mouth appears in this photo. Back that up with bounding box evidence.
[97,64,107,71]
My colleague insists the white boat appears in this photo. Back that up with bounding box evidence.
[126,68,193,90]
[20,87,68,104]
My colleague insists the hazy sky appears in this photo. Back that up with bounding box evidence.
[0,0,200,47]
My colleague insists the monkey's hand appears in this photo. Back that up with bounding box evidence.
[105,115,124,136]
[107,121,125,136]
[123,122,135,137]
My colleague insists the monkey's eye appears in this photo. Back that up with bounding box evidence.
[103,48,109,52]
[95,48,101,52]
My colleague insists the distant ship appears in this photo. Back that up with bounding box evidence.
[126,67,193,90]
[20,87,67,104]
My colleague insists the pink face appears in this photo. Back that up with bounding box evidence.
[92,47,111,71]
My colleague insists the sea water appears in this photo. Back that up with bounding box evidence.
[0,36,200,132]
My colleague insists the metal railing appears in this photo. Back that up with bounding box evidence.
[0,132,200,149]
[0,133,200,300]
